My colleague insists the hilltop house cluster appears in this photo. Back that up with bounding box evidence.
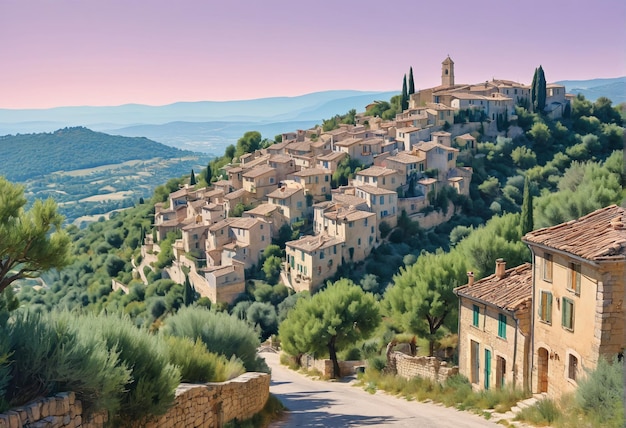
[454,205,625,399]
[141,56,569,304]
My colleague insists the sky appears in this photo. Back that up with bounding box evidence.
[1,0,625,109]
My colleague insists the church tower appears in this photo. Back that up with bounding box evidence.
[441,56,455,87]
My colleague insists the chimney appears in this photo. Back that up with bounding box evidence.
[495,258,506,279]
[467,271,474,287]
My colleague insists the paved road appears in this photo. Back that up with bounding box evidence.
[261,351,501,428]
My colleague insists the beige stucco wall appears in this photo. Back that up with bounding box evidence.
[531,251,625,398]
[457,299,530,391]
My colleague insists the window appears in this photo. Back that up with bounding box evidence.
[542,253,553,282]
[569,263,581,294]
[562,297,574,330]
[320,251,325,260]
[325,175,329,182]
[498,314,507,339]
[448,153,453,161]
[349,222,353,228]
[472,305,480,327]
[301,250,304,261]
[568,354,578,381]
[357,238,361,246]
[261,235,265,241]
[380,196,384,204]
[539,291,553,324]
[364,218,368,227]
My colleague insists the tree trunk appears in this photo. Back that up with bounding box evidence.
[328,336,340,379]
[429,338,435,357]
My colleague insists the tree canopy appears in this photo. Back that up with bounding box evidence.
[279,279,380,378]
[0,177,71,294]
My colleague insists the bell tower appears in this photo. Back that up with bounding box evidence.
[441,56,455,87]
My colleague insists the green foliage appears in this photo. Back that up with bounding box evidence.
[520,176,533,236]
[576,356,624,427]
[383,249,467,356]
[534,152,624,228]
[331,155,363,188]
[246,301,278,340]
[408,67,415,95]
[164,336,244,383]
[401,74,409,111]
[510,146,537,169]
[262,256,282,285]
[4,311,132,417]
[0,178,71,294]
[0,127,190,182]
[279,279,380,378]
[161,307,267,372]
[515,398,561,425]
[533,65,546,113]
[79,313,180,425]
[235,131,262,159]
[189,169,196,186]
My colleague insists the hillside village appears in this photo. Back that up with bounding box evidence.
[141,56,570,303]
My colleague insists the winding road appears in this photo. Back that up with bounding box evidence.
[261,351,501,428]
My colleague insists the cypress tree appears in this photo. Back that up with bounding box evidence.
[408,67,415,95]
[189,169,196,186]
[204,163,212,184]
[520,175,534,235]
[183,274,195,306]
[530,67,538,112]
[535,65,547,114]
[401,74,409,111]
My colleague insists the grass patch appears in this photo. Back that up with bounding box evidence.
[514,398,561,426]
[358,369,530,418]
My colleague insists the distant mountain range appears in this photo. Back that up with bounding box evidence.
[0,78,623,155]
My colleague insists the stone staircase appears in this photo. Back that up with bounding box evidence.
[489,393,548,427]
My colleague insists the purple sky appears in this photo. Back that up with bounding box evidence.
[1,0,625,109]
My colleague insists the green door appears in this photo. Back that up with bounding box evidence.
[484,349,491,390]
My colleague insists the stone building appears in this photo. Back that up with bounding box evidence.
[454,261,532,391]
[522,204,626,397]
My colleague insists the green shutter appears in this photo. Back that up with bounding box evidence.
[546,293,552,323]
[473,305,479,327]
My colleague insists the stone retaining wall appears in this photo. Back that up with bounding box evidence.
[301,355,365,378]
[0,392,107,428]
[144,372,270,428]
[391,352,458,383]
[0,372,270,428]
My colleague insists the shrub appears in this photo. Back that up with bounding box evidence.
[515,398,561,425]
[3,311,131,417]
[164,336,245,383]
[161,307,268,372]
[576,356,624,427]
[79,313,180,426]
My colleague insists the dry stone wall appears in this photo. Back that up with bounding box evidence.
[0,372,269,428]
[391,352,458,383]
[0,392,107,428]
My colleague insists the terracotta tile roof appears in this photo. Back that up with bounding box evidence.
[267,186,302,199]
[242,165,275,178]
[332,194,368,208]
[335,137,363,147]
[286,234,344,252]
[455,263,532,312]
[523,205,626,261]
[324,207,374,222]
[230,217,264,230]
[387,152,424,164]
[223,188,248,200]
[293,167,329,177]
[318,151,347,161]
[356,184,396,195]
[246,203,278,216]
[269,154,293,164]
[357,166,398,177]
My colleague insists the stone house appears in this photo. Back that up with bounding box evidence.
[201,260,246,304]
[285,234,344,292]
[266,184,307,225]
[221,217,271,269]
[291,168,332,202]
[522,204,626,397]
[355,185,397,231]
[413,141,458,180]
[268,154,297,183]
[353,166,403,191]
[454,261,533,391]
[317,151,347,171]
[381,151,426,181]
[242,165,278,198]
[315,205,377,263]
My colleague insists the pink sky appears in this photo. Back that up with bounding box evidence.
[1,0,625,109]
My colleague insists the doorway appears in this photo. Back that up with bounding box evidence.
[484,349,491,390]
[537,348,549,393]
[496,356,506,389]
